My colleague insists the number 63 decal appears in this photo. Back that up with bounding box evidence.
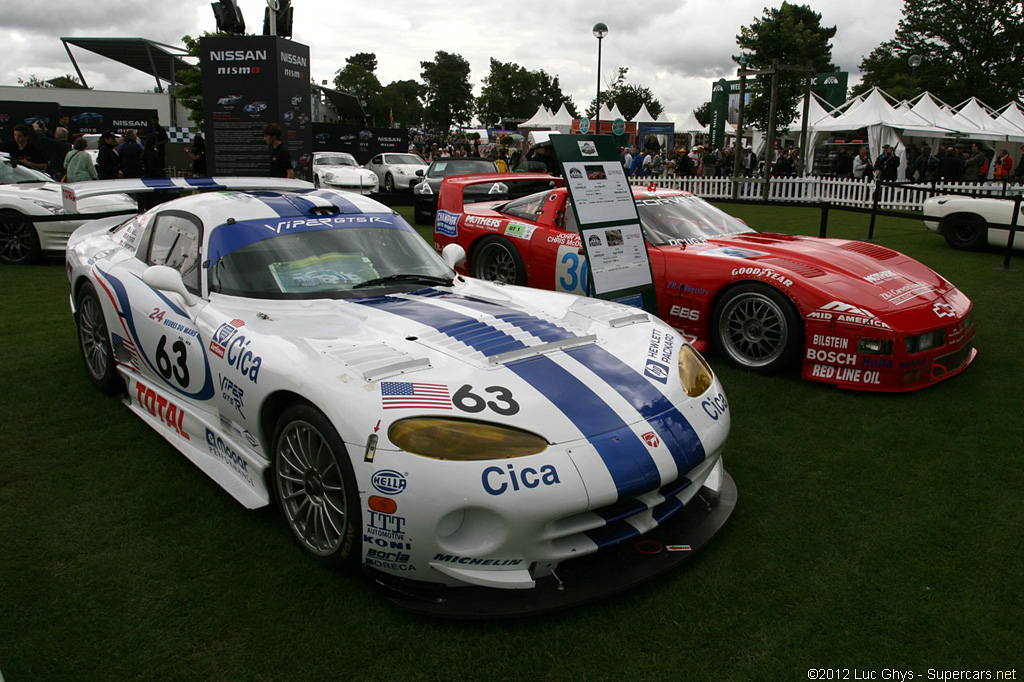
[453,385,519,416]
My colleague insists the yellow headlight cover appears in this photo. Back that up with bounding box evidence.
[388,418,548,461]
[678,344,714,397]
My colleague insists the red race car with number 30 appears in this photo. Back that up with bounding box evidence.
[434,174,977,392]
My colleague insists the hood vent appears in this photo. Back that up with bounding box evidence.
[758,257,825,279]
[839,241,899,260]
[325,343,431,382]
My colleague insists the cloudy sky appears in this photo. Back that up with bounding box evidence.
[2,0,905,123]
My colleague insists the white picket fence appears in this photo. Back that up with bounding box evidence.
[628,175,1021,212]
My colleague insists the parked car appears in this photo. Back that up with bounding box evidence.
[364,153,428,193]
[311,152,378,194]
[922,194,1024,251]
[0,153,136,264]
[434,175,977,392]
[62,177,735,616]
[218,95,243,108]
[413,158,504,225]
[71,112,105,125]
[243,101,267,114]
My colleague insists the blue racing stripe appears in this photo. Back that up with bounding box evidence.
[585,520,641,550]
[250,191,318,217]
[141,177,178,189]
[306,189,363,214]
[356,295,662,498]
[567,345,706,477]
[184,177,225,189]
[429,294,576,344]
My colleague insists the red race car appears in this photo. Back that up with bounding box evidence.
[433,173,977,392]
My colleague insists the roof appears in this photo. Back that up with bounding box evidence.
[60,37,195,88]
[316,86,368,120]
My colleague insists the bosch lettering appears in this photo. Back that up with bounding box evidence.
[482,463,560,495]
[135,381,189,440]
[225,334,262,383]
[701,392,729,420]
[806,348,857,365]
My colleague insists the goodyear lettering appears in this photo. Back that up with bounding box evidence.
[432,554,523,566]
[135,380,189,440]
[225,334,262,383]
[209,50,267,61]
[482,463,560,495]
[702,392,729,420]
[731,267,793,288]
[812,334,848,349]
[805,348,857,366]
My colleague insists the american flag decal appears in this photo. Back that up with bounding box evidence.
[380,382,452,410]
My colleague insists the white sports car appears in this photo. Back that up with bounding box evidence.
[364,152,428,193]
[64,178,735,616]
[922,194,1024,251]
[311,152,378,194]
[0,153,136,264]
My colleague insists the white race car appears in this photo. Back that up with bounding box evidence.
[364,152,428,193]
[0,153,136,264]
[922,194,1024,251]
[64,178,735,616]
[311,152,378,194]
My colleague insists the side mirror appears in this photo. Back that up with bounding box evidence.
[143,265,197,307]
[441,243,467,270]
[415,169,425,177]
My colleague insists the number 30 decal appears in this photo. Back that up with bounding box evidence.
[453,385,520,416]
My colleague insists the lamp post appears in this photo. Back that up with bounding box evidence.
[593,22,608,133]
[908,54,922,99]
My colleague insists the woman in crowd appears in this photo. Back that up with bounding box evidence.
[63,137,97,182]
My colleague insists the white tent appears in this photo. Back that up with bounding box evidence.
[996,102,1024,136]
[631,103,657,123]
[674,111,708,134]
[606,102,625,121]
[547,103,575,133]
[953,98,1024,140]
[520,105,553,128]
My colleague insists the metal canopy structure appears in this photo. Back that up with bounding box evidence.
[317,86,368,121]
[60,37,196,92]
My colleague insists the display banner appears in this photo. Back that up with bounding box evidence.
[62,107,157,136]
[549,134,658,314]
[201,35,312,179]
[0,101,61,142]
[310,124,408,165]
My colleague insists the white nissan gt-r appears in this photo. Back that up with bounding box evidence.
[64,178,735,617]
[0,152,136,264]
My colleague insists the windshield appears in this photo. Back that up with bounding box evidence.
[209,216,452,299]
[384,154,426,166]
[637,194,755,245]
[0,156,52,184]
[315,155,357,167]
[427,160,496,178]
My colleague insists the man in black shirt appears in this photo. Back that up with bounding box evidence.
[1,124,48,172]
[96,131,120,180]
[263,123,294,178]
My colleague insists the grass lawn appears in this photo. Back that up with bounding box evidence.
[1,204,1020,680]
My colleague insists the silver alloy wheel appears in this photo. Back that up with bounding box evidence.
[476,242,519,284]
[276,420,349,557]
[384,173,395,192]
[717,291,788,369]
[78,291,112,381]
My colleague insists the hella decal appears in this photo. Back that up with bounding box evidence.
[372,470,407,495]
[482,463,560,495]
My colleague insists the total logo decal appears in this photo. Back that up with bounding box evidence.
[209,320,262,383]
[807,301,892,330]
[135,380,189,440]
[482,463,560,495]
[204,429,254,487]
[933,302,956,318]
[643,328,675,384]
[731,267,793,288]
[434,210,460,237]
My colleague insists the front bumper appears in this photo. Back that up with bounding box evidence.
[368,470,736,618]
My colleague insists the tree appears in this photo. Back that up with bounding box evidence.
[475,59,576,127]
[333,52,382,102]
[735,2,837,136]
[585,67,664,121]
[854,0,1024,105]
[18,74,85,89]
[694,102,711,127]
[420,51,474,133]
[378,79,425,128]
[176,34,214,130]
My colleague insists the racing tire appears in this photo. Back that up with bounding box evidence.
[471,235,527,286]
[0,210,41,265]
[272,403,361,571]
[712,282,801,374]
[384,173,395,193]
[941,214,988,251]
[75,281,125,395]
[313,175,321,188]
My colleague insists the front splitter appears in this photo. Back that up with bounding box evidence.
[367,471,737,619]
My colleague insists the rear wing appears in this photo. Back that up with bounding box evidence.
[61,177,314,214]
[436,172,563,213]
